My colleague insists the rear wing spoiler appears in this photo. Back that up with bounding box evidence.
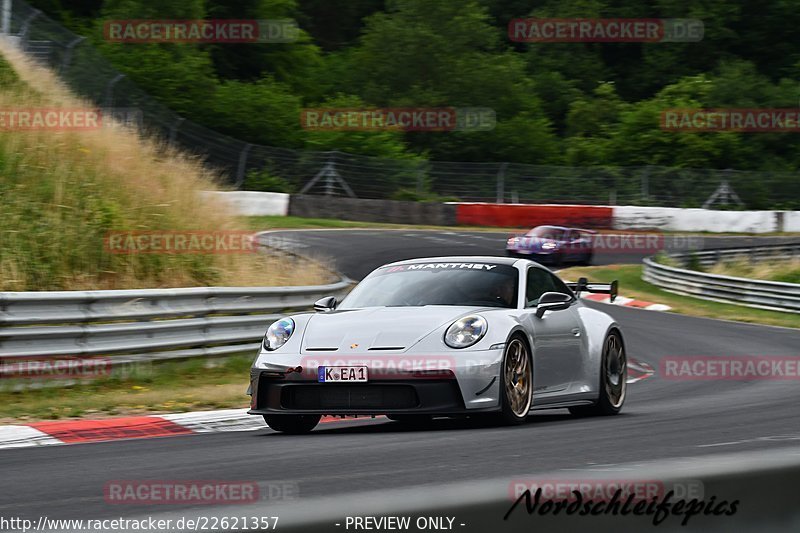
[565,277,618,303]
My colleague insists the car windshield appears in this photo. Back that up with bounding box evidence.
[339,263,519,309]
[525,226,565,239]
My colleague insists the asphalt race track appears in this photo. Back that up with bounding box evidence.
[1,230,799,525]
[259,229,799,279]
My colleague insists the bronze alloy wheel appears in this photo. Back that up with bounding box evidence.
[604,332,626,409]
[570,330,627,416]
[499,337,532,424]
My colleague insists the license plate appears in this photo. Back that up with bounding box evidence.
[318,366,368,383]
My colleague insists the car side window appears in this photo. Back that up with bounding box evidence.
[549,272,575,298]
[526,268,574,307]
[526,268,557,307]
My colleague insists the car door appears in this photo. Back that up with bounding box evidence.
[563,230,585,262]
[522,266,585,394]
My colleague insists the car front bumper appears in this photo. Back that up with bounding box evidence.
[248,348,505,416]
[506,248,559,263]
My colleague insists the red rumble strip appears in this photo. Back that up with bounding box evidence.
[30,416,193,443]
[582,292,670,311]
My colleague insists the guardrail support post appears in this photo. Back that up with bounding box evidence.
[60,35,85,74]
[1,0,11,36]
[496,162,507,204]
[235,143,252,189]
[300,154,356,198]
[19,9,39,50]
[169,117,185,144]
[104,73,125,108]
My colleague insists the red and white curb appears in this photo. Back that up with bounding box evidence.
[628,359,656,384]
[0,410,374,450]
[582,293,671,311]
[0,357,658,450]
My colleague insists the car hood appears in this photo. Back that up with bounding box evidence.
[300,306,479,352]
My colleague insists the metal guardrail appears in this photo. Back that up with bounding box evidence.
[0,281,352,363]
[642,243,800,313]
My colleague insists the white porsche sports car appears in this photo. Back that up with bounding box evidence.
[248,256,626,433]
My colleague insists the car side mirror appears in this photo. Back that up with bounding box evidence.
[314,296,337,313]
[535,292,572,318]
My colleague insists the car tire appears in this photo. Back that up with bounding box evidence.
[581,252,594,266]
[263,414,321,434]
[569,330,626,417]
[497,335,533,425]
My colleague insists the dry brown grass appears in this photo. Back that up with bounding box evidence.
[0,42,330,290]
[707,257,800,284]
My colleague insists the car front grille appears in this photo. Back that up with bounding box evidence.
[281,384,419,410]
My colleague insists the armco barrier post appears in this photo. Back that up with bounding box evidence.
[1,0,11,35]
[496,162,507,204]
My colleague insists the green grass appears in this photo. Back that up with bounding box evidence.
[0,354,254,423]
[562,264,800,329]
[708,258,800,284]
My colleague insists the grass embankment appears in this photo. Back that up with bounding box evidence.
[0,354,253,423]
[0,44,327,290]
[705,258,800,284]
[562,264,800,329]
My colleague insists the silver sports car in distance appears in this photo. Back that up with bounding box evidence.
[248,256,626,434]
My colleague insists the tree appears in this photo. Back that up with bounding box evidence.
[95,0,218,120]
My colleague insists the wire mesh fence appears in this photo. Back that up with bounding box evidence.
[3,0,800,208]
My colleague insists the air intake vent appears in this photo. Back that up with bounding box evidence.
[368,346,405,351]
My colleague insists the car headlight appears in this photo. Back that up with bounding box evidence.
[541,242,557,250]
[263,318,294,351]
[444,315,487,349]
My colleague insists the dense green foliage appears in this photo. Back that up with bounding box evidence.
[29,1,800,189]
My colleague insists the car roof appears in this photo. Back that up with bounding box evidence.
[383,256,521,268]
[380,256,553,272]
[529,225,572,232]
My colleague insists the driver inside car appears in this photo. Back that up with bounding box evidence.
[489,276,516,307]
